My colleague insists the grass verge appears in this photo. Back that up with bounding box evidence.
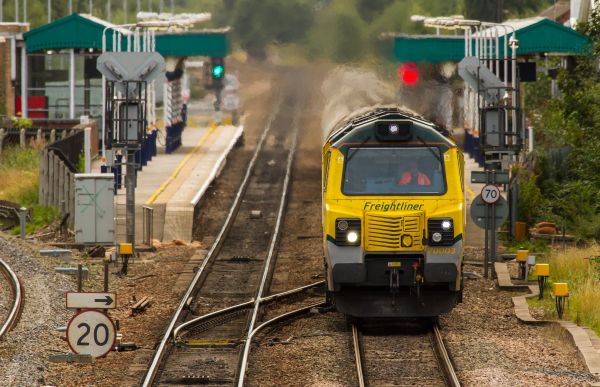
[527,245,600,336]
[0,144,61,234]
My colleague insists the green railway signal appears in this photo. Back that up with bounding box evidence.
[212,64,224,79]
[210,57,225,89]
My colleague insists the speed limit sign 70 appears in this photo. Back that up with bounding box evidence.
[67,310,116,358]
[481,184,501,204]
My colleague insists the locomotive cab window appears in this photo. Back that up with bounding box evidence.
[342,147,446,195]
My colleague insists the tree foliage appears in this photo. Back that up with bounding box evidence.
[520,6,600,239]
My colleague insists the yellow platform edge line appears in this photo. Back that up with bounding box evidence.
[145,122,219,205]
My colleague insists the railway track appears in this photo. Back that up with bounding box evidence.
[352,320,460,387]
[142,77,314,386]
[0,258,23,339]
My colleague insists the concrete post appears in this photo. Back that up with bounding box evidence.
[58,163,65,211]
[0,128,6,156]
[68,172,75,228]
[53,153,60,207]
[84,127,91,173]
[19,207,27,240]
[48,152,54,206]
[20,128,25,148]
[38,149,45,206]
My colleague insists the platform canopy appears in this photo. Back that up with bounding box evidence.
[391,17,590,63]
[155,29,230,57]
[24,13,230,57]
[23,13,130,52]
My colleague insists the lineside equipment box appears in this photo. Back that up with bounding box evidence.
[74,174,114,244]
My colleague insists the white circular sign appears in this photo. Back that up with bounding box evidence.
[223,93,240,111]
[481,184,501,204]
[67,310,116,358]
[224,74,240,91]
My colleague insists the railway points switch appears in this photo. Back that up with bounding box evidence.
[535,264,550,299]
[516,249,529,262]
[535,264,550,277]
[516,249,529,280]
[552,282,569,319]
[119,243,133,255]
[552,283,569,297]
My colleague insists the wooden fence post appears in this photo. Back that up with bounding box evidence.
[50,129,56,144]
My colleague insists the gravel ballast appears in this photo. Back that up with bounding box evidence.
[0,234,73,386]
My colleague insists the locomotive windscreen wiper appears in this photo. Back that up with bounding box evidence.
[346,135,372,163]
[415,135,442,163]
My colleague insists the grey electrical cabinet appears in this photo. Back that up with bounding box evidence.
[74,174,115,244]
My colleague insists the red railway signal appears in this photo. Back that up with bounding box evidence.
[398,62,419,86]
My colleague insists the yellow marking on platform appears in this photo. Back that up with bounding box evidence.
[466,185,476,200]
[145,122,218,205]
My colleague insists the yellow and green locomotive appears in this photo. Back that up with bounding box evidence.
[322,107,465,317]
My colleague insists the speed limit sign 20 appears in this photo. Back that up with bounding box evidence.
[481,184,501,204]
[67,310,116,358]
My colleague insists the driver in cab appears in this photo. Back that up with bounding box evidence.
[397,161,431,186]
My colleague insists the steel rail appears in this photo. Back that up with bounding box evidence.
[251,301,326,339]
[236,101,302,386]
[172,281,325,340]
[0,258,23,339]
[352,322,459,387]
[351,324,366,387]
[141,97,284,387]
[432,323,461,387]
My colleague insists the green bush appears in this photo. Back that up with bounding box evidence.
[516,168,543,226]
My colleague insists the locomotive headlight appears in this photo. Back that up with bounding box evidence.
[347,231,359,243]
[432,232,443,243]
[389,124,400,134]
[335,218,361,246]
[441,220,452,230]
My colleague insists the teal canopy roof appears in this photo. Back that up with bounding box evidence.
[391,17,590,63]
[24,13,229,57]
[155,30,230,57]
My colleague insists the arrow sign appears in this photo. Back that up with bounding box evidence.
[66,292,117,309]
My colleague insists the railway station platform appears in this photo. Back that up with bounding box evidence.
[106,120,243,244]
